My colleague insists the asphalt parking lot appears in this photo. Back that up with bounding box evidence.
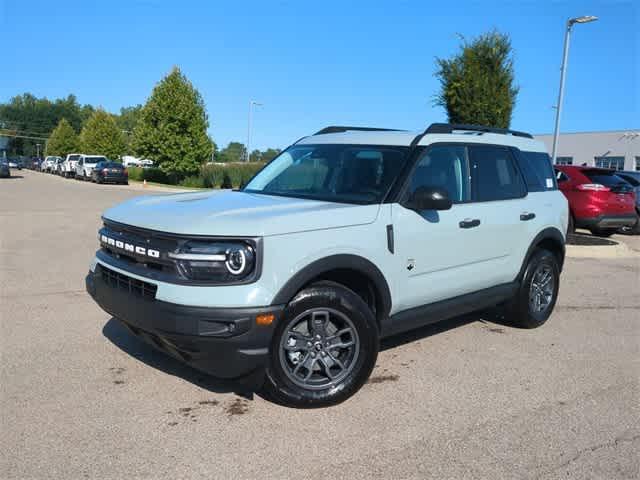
[1,170,639,479]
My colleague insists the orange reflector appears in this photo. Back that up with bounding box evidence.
[256,313,275,326]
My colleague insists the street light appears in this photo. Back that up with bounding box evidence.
[247,100,263,162]
[551,15,598,164]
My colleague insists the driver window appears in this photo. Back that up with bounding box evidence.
[409,145,469,203]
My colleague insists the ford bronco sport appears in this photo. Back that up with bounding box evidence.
[86,123,568,407]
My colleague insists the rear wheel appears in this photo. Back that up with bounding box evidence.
[567,213,575,236]
[620,214,640,235]
[261,281,378,408]
[505,249,560,329]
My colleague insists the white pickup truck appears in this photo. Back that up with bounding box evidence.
[61,153,82,178]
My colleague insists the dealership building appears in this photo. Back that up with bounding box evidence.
[534,130,640,171]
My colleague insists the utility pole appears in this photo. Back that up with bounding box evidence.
[551,15,598,164]
[247,100,263,162]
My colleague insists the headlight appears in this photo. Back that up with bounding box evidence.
[169,241,257,282]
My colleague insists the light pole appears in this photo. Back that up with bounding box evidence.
[247,100,263,162]
[551,15,598,164]
[36,143,41,158]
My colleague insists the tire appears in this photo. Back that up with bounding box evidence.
[620,214,640,235]
[505,249,560,329]
[261,281,379,408]
[567,213,575,236]
[590,228,616,238]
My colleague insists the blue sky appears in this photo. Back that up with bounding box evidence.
[2,0,638,150]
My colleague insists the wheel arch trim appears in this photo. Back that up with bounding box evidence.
[517,227,566,281]
[271,254,392,319]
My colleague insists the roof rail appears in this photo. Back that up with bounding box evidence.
[424,123,533,139]
[314,126,403,135]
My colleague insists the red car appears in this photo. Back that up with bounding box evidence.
[555,166,637,237]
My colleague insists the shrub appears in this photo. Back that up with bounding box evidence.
[180,175,208,188]
[200,162,264,189]
[126,166,173,184]
[221,172,232,189]
[129,162,264,188]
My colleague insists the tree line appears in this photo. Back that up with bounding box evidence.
[0,67,281,179]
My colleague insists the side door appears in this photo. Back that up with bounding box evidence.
[392,144,481,312]
[77,157,84,176]
[465,144,530,286]
[392,143,529,313]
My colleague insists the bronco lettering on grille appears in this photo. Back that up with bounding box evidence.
[101,234,160,258]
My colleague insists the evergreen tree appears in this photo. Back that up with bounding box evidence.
[434,31,519,128]
[80,109,126,159]
[132,67,213,177]
[45,118,79,157]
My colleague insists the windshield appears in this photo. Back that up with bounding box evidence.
[244,144,409,204]
[85,156,107,164]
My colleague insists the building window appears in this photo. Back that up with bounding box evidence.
[636,157,640,171]
[594,156,625,170]
[555,156,573,165]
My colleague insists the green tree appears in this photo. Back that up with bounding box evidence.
[0,93,94,156]
[45,118,79,157]
[217,142,245,163]
[260,148,281,163]
[80,109,126,159]
[132,67,213,177]
[434,31,519,128]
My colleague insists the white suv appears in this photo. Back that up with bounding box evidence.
[86,123,568,407]
[76,155,107,181]
[61,153,82,178]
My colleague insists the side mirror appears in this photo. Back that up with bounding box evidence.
[405,186,452,211]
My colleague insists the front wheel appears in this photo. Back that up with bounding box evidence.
[505,249,560,329]
[261,281,379,408]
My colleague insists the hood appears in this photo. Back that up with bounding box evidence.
[103,190,380,237]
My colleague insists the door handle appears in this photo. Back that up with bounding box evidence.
[459,218,481,229]
[520,212,536,221]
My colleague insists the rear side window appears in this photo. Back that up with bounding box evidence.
[617,173,640,187]
[583,170,630,187]
[469,145,526,202]
[516,151,557,192]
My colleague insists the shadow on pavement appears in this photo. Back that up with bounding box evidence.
[2,175,24,179]
[102,318,254,397]
[567,232,617,246]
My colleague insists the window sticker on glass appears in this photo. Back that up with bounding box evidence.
[546,178,554,188]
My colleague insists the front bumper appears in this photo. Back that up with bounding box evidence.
[576,213,637,230]
[98,174,128,183]
[86,264,283,379]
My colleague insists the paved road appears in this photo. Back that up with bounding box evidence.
[2,170,639,479]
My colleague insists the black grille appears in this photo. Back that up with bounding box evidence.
[99,265,157,299]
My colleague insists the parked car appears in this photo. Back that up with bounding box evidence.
[7,158,22,170]
[76,155,107,180]
[86,123,567,407]
[91,161,128,184]
[52,157,66,175]
[0,160,10,178]
[41,156,59,173]
[615,171,640,234]
[29,158,42,170]
[61,153,82,178]
[555,166,637,237]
